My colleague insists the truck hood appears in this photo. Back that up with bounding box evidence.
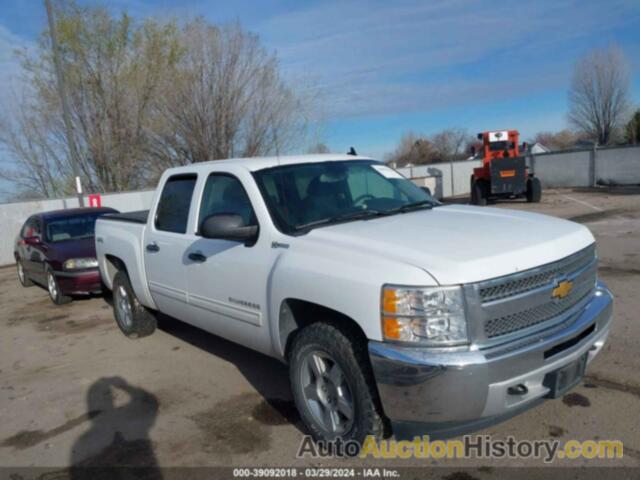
[303,205,594,285]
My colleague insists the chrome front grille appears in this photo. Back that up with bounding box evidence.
[478,245,596,303]
[468,245,597,343]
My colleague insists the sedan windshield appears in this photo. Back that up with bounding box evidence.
[253,160,437,234]
[45,213,103,243]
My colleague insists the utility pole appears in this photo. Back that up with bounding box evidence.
[44,0,84,206]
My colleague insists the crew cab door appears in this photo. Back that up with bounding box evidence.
[185,170,274,355]
[143,173,198,321]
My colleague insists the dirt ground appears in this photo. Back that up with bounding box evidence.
[0,187,639,476]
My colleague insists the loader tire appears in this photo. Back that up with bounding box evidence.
[526,177,542,203]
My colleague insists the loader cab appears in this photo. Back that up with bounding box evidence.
[477,130,520,162]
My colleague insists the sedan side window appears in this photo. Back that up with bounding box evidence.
[22,217,40,238]
[198,174,257,232]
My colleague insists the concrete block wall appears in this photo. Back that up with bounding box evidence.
[399,145,640,196]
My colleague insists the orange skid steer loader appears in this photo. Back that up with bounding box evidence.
[470,130,541,206]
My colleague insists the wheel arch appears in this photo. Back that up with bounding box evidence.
[104,254,128,287]
[278,298,368,363]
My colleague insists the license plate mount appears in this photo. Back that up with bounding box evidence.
[543,353,588,398]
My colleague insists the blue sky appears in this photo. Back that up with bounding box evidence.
[1,0,639,198]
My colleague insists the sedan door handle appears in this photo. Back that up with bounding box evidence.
[146,242,160,253]
[188,251,207,263]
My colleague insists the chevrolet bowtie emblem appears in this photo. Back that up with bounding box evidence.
[552,280,573,299]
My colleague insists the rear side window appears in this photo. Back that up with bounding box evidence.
[155,174,197,233]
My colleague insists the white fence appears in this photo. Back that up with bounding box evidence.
[0,189,155,267]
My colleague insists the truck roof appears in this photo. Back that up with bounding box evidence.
[168,153,376,174]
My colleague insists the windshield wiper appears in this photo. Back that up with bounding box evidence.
[295,209,386,231]
[385,200,435,215]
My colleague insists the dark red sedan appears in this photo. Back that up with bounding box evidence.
[14,207,118,304]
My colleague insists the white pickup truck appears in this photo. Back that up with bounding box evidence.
[95,154,613,442]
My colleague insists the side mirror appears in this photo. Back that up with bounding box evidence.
[200,214,258,245]
[420,186,432,196]
[24,236,41,246]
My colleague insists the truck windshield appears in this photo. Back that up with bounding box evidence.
[253,160,437,234]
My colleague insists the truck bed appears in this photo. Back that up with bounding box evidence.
[101,210,149,224]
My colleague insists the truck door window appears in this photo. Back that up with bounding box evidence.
[198,174,257,231]
[155,174,197,234]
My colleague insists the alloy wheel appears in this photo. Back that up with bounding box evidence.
[17,262,24,283]
[115,285,133,329]
[47,272,58,300]
[299,350,355,435]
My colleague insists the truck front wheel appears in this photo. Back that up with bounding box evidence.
[289,322,385,446]
[112,271,156,338]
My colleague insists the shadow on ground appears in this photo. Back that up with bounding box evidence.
[69,376,161,480]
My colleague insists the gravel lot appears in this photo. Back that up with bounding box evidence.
[1,187,639,475]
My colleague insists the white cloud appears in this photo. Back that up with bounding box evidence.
[258,0,640,118]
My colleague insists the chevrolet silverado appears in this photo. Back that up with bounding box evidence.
[95,154,612,442]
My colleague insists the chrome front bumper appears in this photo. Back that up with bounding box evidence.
[368,281,613,439]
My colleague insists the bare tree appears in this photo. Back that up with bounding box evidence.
[384,132,437,167]
[385,128,473,167]
[1,4,313,200]
[568,46,631,145]
[0,96,68,199]
[430,128,473,162]
[531,129,581,151]
[150,20,309,173]
[12,2,181,194]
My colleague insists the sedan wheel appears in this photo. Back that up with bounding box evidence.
[18,262,24,282]
[48,272,58,299]
[46,269,72,305]
[16,260,34,287]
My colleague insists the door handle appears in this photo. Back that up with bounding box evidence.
[188,251,207,263]
[146,242,160,253]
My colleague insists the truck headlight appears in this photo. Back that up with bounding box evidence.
[64,258,98,270]
[381,285,468,346]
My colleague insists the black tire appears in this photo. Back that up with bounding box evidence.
[289,322,385,446]
[17,259,34,287]
[526,176,542,203]
[46,267,72,305]
[471,178,488,206]
[112,270,156,338]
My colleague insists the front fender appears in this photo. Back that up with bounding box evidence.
[268,246,436,358]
